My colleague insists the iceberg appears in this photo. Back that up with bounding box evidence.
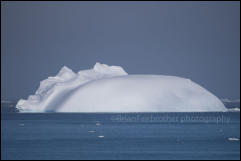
[16,62,227,113]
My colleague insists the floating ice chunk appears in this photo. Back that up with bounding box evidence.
[98,136,105,138]
[228,138,240,141]
[227,108,240,112]
[16,62,227,113]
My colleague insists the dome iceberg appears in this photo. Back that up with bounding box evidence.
[16,62,227,112]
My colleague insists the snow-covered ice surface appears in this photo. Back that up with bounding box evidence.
[16,62,227,113]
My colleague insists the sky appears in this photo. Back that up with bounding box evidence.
[1,1,240,100]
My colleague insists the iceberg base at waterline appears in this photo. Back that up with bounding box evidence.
[16,62,227,113]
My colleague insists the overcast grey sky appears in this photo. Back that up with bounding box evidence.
[1,1,240,100]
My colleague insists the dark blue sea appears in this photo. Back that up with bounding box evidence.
[1,103,240,160]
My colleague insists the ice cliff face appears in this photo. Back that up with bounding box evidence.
[16,62,227,112]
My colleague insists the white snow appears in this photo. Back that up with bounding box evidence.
[16,62,227,113]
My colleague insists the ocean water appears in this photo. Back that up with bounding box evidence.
[1,106,240,160]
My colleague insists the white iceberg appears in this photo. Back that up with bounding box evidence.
[16,62,227,113]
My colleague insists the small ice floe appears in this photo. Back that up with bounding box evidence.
[98,135,105,138]
[227,108,240,112]
[96,122,101,126]
[19,123,25,127]
[228,138,240,141]
[88,130,96,133]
